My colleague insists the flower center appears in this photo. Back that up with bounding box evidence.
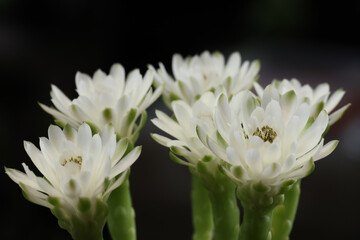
[61,156,83,167]
[252,125,277,143]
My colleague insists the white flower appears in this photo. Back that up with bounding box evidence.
[197,85,339,189]
[149,51,260,107]
[6,123,141,226]
[254,79,350,126]
[40,63,162,143]
[151,92,218,171]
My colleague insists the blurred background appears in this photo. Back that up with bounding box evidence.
[1,0,359,239]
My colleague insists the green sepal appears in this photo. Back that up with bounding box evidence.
[304,158,315,178]
[252,182,271,193]
[314,101,325,118]
[322,124,330,137]
[54,120,66,128]
[64,124,75,140]
[85,122,100,135]
[126,108,137,126]
[216,131,227,148]
[78,198,91,213]
[102,108,113,123]
[230,166,244,179]
[48,196,61,207]
[130,111,147,143]
[169,152,192,167]
[169,93,180,102]
[301,116,315,136]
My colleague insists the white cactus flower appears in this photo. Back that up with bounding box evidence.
[254,79,350,126]
[5,123,141,239]
[149,51,260,108]
[40,63,162,144]
[197,85,339,189]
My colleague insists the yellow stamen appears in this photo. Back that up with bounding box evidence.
[252,125,277,143]
[62,156,83,167]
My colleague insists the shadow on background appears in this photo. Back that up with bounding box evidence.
[1,1,359,239]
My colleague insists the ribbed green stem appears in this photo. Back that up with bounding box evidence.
[107,179,136,240]
[271,181,301,240]
[239,205,273,240]
[51,198,107,240]
[191,174,214,240]
[208,181,240,240]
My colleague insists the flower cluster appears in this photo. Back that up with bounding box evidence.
[5,50,349,240]
[151,51,348,194]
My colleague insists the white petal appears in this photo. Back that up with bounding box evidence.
[48,125,66,149]
[226,147,241,166]
[245,149,262,174]
[298,110,328,156]
[50,85,72,111]
[75,72,92,96]
[110,63,125,92]
[325,89,345,113]
[173,101,194,136]
[109,146,141,179]
[254,82,264,97]
[172,54,184,80]
[6,166,40,191]
[24,141,55,183]
[112,138,129,165]
[280,90,297,123]
[76,124,92,152]
[263,143,281,165]
[329,103,350,126]
[89,134,102,158]
[207,137,227,160]
[39,103,80,127]
[283,154,296,172]
[104,171,128,198]
[262,162,281,179]
[315,140,338,161]
[214,93,231,142]
[225,52,240,77]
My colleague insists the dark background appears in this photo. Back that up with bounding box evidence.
[1,0,359,239]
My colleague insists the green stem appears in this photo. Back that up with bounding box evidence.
[191,174,214,240]
[271,181,301,240]
[107,179,136,240]
[208,180,240,240]
[239,205,273,240]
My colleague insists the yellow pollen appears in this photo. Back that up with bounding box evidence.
[62,156,83,167]
[252,125,277,143]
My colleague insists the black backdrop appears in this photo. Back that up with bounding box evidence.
[1,1,360,239]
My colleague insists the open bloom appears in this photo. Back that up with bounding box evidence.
[6,123,141,239]
[149,51,260,107]
[254,79,350,126]
[197,85,339,189]
[40,63,162,143]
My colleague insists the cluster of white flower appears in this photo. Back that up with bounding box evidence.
[5,50,349,239]
[152,51,349,191]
